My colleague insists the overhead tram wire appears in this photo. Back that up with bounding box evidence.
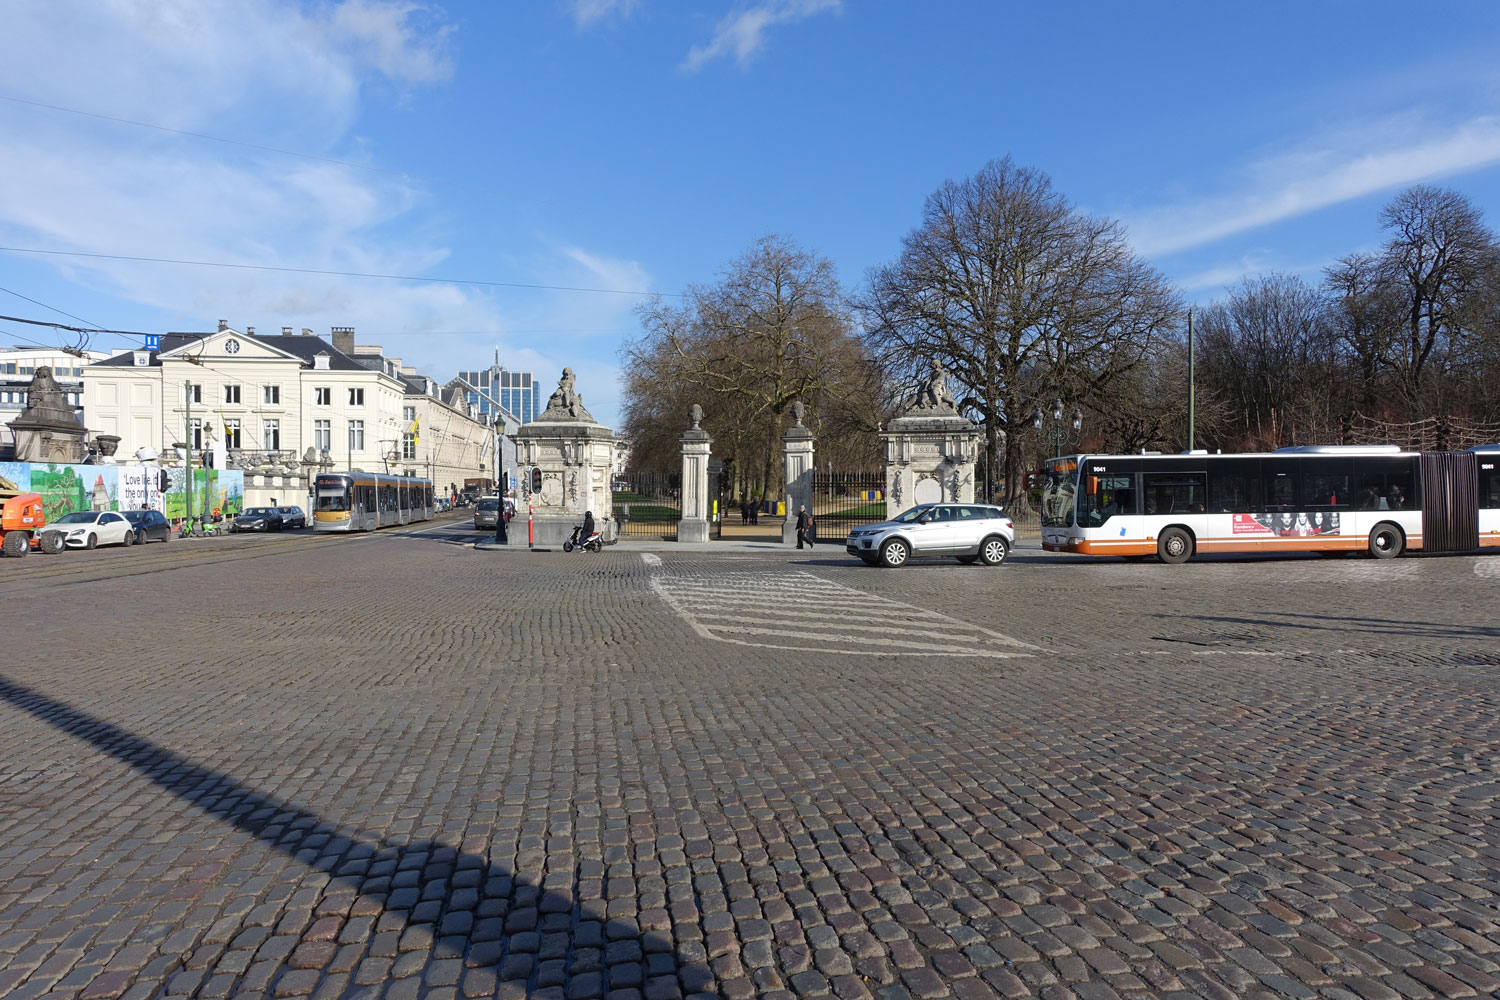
[0,93,732,240]
[0,285,107,353]
[0,247,681,299]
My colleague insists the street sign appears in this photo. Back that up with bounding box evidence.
[144,335,160,350]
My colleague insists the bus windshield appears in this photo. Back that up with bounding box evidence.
[1040,461,1078,527]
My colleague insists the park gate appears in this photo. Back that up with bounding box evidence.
[811,471,886,543]
[613,472,680,539]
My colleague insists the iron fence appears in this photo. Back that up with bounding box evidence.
[811,471,886,542]
[613,472,680,539]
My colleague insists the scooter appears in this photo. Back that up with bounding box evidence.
[562,524,603,553]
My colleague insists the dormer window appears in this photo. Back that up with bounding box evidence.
[314,353,330,371]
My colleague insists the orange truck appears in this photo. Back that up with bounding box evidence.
[0,475,64,557]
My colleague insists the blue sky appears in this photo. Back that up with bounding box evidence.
[4,1,1500,429]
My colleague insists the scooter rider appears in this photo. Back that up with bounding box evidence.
[581,510,595,545]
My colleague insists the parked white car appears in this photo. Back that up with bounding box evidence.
[845,503,1015,568]
[42,510,137,549]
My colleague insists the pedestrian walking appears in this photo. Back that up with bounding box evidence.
[795,505,814,549]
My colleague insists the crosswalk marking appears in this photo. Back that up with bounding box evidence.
[650,569,1040,658]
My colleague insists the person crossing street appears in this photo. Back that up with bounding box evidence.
[795,505,814,549]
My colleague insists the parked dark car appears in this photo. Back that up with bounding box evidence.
[276,505,307,529]
[122,509,171,544]
[230,507,286,532]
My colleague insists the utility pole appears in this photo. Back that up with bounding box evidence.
[1188,307,1195,452]
[184,380,193,525]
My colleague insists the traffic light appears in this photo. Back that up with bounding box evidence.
[157,469,170,491]
[530,467,542,494]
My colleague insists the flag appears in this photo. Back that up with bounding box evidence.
[408,417,420,446]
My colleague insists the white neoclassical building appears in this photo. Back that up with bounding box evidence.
[82,325,499,507]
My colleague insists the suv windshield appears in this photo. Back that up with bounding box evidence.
[244,508,273,516]
[476,499,500,511]
[890,506,935,523]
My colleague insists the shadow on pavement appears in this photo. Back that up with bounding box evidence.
[0,675,689,999]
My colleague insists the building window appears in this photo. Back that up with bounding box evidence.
[402,433,417,459]
[264,385,280,404]
[403,405,416,423]
[314,419,331,452]
[348,419,364,452]
[188,384,202,403]
[2,363,13,374]
[225,419,241,449]
[225,385,241,404]
[348,387,364,406]
[191,419,202,450]
[315,387,331,405]
[264,419,280,451]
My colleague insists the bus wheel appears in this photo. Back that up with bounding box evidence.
[1368,523,1404,559]
[1157,527,1193,564]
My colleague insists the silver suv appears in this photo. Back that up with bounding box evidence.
[845,503,1015,568]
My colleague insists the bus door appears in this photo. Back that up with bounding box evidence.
[1077,461,1142,551]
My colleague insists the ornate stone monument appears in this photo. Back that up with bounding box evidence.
[513,368,617,546]
[10,366,88,463]
[879,361,981,518]
[781,400,815,545]
[678,404,712,543]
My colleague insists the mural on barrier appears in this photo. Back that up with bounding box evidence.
[0,462,243,521]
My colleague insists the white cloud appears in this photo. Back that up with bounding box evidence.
[568,0,639,29]
[1123,114,1500,257]
[681,0,841,73]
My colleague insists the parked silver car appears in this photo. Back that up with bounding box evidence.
[846,503,1015,568]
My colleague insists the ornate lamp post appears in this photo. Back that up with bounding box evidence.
[1031,399,1083,459]
[493,416,508,545]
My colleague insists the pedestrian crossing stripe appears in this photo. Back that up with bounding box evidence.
[650,569,1041,658]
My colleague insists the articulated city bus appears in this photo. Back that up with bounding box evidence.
[313,472,434,532]
[1040,445,1500,563]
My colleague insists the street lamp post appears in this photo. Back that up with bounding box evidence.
[494,417,508,545]
[1031,398,1083,459]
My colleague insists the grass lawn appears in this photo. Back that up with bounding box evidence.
[617,502,681,522]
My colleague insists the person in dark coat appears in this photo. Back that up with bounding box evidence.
[795,505,813,549]
[581,510,595,544]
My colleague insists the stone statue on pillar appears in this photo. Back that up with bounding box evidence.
[880,363,980,518]
[678,403,713,543]
[10,365,88,463]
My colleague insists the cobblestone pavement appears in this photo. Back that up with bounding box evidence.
[1,529,1497,1000]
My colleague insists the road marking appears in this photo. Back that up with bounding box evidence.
[650,568,1040,658]
[640,553,662,567]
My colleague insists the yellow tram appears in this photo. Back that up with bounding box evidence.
[313,472,434,532]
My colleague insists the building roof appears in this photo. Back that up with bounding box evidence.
[91,331,368,371]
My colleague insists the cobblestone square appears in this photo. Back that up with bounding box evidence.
[1,526,1497,1000]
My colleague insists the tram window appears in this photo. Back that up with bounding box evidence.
[1301,459,1352,509]
[316,492,349,511]
[1207,460,1258,513]
[1143,473,1204,515]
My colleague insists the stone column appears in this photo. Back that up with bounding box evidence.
[781,401,815,545]
[678,405,712,543]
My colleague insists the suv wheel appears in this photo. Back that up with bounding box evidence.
[879,538,909,568]
[979,536,1010,566]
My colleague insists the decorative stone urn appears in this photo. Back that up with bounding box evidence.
[879,361,981,518]
[513,368,617,546]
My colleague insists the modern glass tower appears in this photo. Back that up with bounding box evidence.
[457,365,541,425]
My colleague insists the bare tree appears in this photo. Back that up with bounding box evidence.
[862,157,1178,503]
[621,236,881,492]
[1377,185,1497,413]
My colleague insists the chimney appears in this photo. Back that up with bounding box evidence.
[301,328,314,337]
[246,326,255,336]
[281,327,292,336]
[218,319,228,331]
[331,326,355,355]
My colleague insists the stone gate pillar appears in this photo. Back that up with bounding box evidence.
[881,361,981,518]
[781,401,815,545]
[678,404,712,543]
